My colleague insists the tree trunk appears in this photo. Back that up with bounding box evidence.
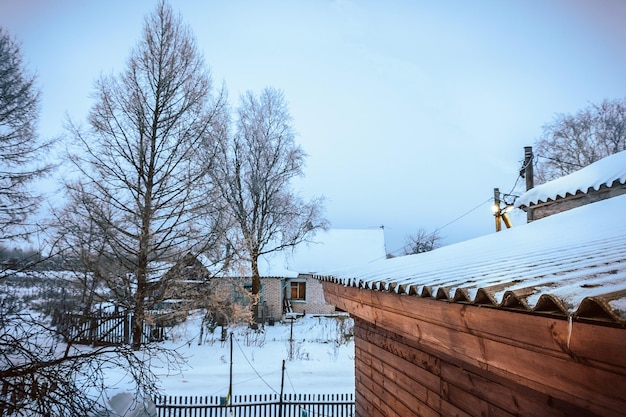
[251,256,261,329]
[133,204,151,350]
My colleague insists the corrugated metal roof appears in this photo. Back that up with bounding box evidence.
[318,194,626,326]
[515,150,626,208]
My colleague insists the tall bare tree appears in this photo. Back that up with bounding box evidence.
[1,5,230,413]
[535,97,626,183]
[65,1,229,350]
[0,26,51,240]
[211,87,327,326]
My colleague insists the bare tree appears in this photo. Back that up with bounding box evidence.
[0,26,52,240]
[64,0,229,350]
[535,98,626,183]
[54,185,130,313]
[1,4,228,414]
[403,227,443,255]
[0,293,177,416]
[211,87,327,326]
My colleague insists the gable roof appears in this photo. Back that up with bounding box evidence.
[515,150,626,208]
[285,228,387,274]
[229,228,387,278]
[319,195,626,325]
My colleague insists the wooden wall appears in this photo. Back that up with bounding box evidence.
[528,183,626,221]
[355,318,607,417]
[323,282,626,417]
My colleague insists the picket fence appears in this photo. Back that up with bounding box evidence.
[154,393,355,417]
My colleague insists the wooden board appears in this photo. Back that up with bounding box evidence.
[325,283,626,417]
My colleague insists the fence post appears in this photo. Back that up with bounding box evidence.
[278,359,285,417]
[124,312,131,345]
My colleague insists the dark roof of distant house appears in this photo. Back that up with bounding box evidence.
[318,194,626,326]
[515,150,626,208]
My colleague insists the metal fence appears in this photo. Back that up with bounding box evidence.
[154,393,355,417]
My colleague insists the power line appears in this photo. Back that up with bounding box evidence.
[384,197,492,257]
[233,335,280,394]
[285,369,336,417]
[536,154,585,168]
[435,197,493,232]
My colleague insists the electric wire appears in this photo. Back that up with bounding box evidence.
[208,370,282,396]
[222,343,342,416]
[284,368,336,417]
[536,154,585,168]
[382,196,493,257]
[502,153,534,205]
[435,196,493,232]
[233,335,280,394]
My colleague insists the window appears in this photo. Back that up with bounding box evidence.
[290,281,306,301]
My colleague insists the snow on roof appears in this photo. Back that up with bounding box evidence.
[226,228,387,278]
[257,251,300,278]
[285,228,387,275]
[515,150,626,208]
[319,195,626,324]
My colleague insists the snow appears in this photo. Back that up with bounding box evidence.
[1,273,355,416]
[515,149,626,207]
[285,229,387,274]
[102,314,355,401]
[321,194,626,319]
[234,228,387,277]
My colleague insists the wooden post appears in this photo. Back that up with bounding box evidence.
[524,146,534,222]
[502,212,512,229]
[494,188,502,232]
[229,332,233,409]
[123,312,130,345]
[288,316,293,360]
[279,359,286,417]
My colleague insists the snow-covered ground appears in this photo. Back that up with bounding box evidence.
[104,314,355,401]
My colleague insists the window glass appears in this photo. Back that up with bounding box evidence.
[290,281,306,300]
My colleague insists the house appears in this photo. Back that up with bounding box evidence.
[515,149,626,220]
[317,156,626,416]
[280,228,387,316]
[164,229,387,323]
[249,228,386,320]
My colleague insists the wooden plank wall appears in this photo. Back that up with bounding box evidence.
[322,282,626,417]
[354,318,603,417]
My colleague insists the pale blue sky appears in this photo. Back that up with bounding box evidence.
[1,0,625,254]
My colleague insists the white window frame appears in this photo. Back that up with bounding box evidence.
[289,280,307,302]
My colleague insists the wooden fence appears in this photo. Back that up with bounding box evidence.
[58,311,164,346]
[154,393,355,417]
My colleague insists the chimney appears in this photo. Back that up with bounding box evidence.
[523,146,534,222]
[524,146,534,191]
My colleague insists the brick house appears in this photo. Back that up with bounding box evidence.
[279,228,387,317]
[166,229,387,323]
[317,155,626,416]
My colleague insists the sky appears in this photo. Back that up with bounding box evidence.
[1,0,625,254]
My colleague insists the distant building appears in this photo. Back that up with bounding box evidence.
[164,229,387,322]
